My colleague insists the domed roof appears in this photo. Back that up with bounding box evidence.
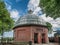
[14,13,47,27]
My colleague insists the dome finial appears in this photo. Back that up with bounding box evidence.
[28,10,33,14]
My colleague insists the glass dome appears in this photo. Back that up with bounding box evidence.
[15,13,46,27]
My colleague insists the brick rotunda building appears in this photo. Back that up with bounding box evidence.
[13,11,49,43]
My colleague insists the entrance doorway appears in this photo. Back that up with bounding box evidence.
[42,34,45,43]
[34,33,38,43]
[59,37,60,43]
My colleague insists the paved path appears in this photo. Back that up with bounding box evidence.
[32,43,59,45]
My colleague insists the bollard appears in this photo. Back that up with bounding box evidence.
[29,41,32,45]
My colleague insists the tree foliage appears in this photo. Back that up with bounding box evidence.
[0,1,14,34]
[46,22,52,33]
[39,0,60,19]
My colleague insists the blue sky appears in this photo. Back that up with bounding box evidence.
[4,0,29,15]
[3,0,60,37]
[3,0,30,37]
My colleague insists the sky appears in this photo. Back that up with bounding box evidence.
[3,0,60,37]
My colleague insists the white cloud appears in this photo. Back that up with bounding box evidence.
[28,0,60,30]
[40,14,60,37]
[28,0,42,15]
[10,10,20,21]
[40,14,53,22]
[28,0,40,11]
[40,14,60,29]
[28,0,60,37]
[3,31,13,37]
[5,2,19,21]
[33,7,41,15]
[5,2,11,10]
[7,5,11,10]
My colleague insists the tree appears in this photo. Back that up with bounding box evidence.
[0,1,14,44]
[46,22,52,33]
[39,0,60,19]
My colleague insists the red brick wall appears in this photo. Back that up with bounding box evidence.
[13,26,49,43]
[14,26,31,42]
[30,26,49,43]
